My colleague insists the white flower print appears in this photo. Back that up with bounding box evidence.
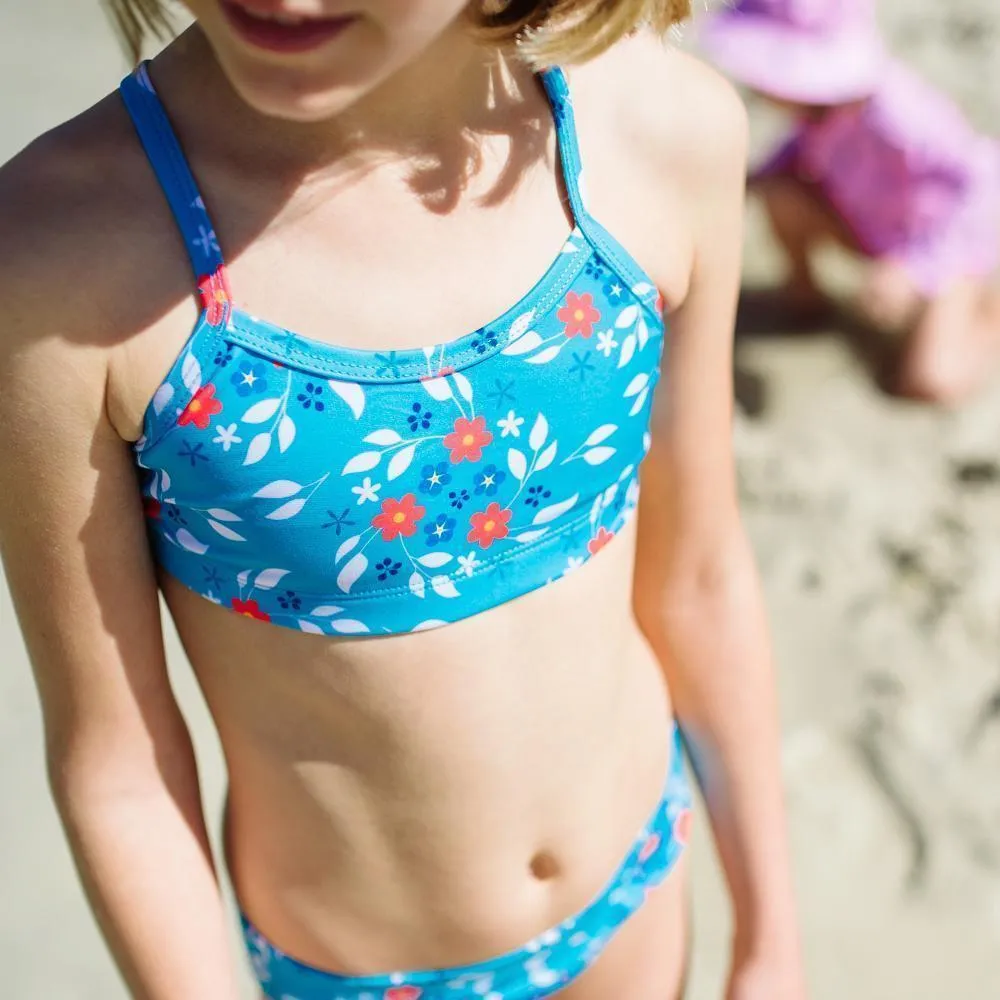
[498,409,524,438]
[352,476,381,505]
[596,330,619,358]
[564,556,585,575]
[212,423,242,451]
[203,590,223,604]
[458,552,481,577]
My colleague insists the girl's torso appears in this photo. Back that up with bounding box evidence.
[97,34,693,979]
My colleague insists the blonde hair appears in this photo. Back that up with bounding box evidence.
[104,0,691,66]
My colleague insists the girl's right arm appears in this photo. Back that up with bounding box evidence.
[0,143,242,1000]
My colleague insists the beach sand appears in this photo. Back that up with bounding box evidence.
[1,2,998,996]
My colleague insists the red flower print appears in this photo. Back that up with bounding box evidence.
[673,807,693,846]
[638,832,661,864]
[384,987,423,1000]
[372,494,426,541]
[196,266,232,326]
[178,384,223,430]
[558,291,601,338]
[587,527,615,555]
[231,598,270,622]
[143,498,162,520]
[467,502,512,549]
[443,416,492,464]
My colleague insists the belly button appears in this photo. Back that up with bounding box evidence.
[529,850,560,881]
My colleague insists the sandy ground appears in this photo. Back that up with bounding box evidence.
[1,2,998,997]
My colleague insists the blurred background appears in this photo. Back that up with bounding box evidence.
[1,1,998,997]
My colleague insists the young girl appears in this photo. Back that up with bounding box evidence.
[0,3,804,998]
[702,0,1000,403]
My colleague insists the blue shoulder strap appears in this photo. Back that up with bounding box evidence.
[541,67,661,310]
[119,63,231,319]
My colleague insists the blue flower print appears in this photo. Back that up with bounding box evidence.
[165,505,187,525]
[407,402,432,432]
[213,345,235,367]
[603,277,626,301]
[277,590,301,611]
[202,566,223,589]
[471,330,500,355]
[177,441,209,466]
[297,382,325,411]
[473,464,506,497]
[230,362,268,397]
[424,513,456,546]
[585,258,606,280]
[419,462,452,496]
[486,379,516,410]
[449,488,471,510]
[321,508,356,535]
[524,484,552,508]
[376,557,402,581]
[569,352,595,381]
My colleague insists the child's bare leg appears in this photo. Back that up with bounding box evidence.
[752,176,847,312]
[895,279,1000,403]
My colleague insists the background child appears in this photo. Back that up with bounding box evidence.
[702,0,1000,403]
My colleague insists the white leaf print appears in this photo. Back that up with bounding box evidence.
[529,413,548,451]
[636,315,650,350]
[514,528,549,543]
[387,444,416,481]
[181,353,201,394]
[602,484,619,508]
[633,282,655,296]
[244,432,272,466]
[342,451,381,475]
[207,507,241,521]
[525,345,563,365]
[628,386,650,417]
[160,470,171,493]
[237,570,251,588]
[278,415,296,453]
[208,520,246,541]
[617,463,635,482]
[452,371,474,404]
[364,429,402,446]
[422,376,452,402]
[508,309,536,341]
[254,568,289,590]
[422,345,436,360]
[254,480,302,499]
[331,619,369,635]
[535,441,558,472]
[328,380,365,419]
[309,605,344,616]
[176,528,208,554]
[337,553,368,593]
[508,448,528,481]
[624,372,649,397]
[408,572,426,599]
[412,620,448,632]
[430,575,460,599]
[532,493,579,525]
[617,334,636,368]
[335,535,360,563]
[615,304,640,329]
[502,330,543,356]
[242,398,281,424]
[152,383,174,416]
[417,552,453,569]
[583,446,617,465]
[584,424,617,447]
[266,498,307,520]
[298,620,325,634]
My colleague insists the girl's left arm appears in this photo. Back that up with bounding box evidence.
[629,64,807,1000]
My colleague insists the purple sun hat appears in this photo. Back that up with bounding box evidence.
[700,0,888,105]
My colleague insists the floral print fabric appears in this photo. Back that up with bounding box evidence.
[243,727,692,1000]
[121,65,667,638]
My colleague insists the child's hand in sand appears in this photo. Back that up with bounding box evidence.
[859,259,922,330]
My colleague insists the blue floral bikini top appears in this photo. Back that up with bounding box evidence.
[121,62,666,637]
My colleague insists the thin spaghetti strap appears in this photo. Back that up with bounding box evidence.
[119,62,232,325]
[540,67,660,308]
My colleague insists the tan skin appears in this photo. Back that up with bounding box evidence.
[0,5,804,998]
[753,100,1000,405]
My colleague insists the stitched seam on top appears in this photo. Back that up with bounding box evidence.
[222,250,591,381]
